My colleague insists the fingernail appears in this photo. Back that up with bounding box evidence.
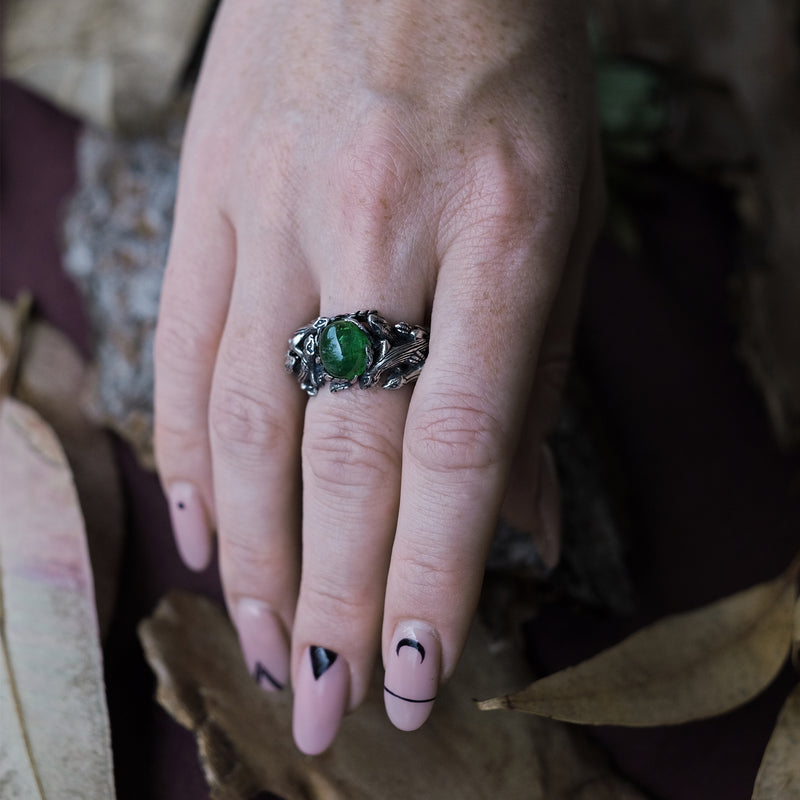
[167,481,212,571]
[235,599,290,692]
[292,646,349,755]
[384,622,440,731]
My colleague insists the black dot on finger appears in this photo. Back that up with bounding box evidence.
[177,501,186,510]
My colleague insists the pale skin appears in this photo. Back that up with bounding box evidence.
[154,0,604,753]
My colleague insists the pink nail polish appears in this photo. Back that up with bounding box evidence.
[235,599,290,692]
[292,646,348,755]
[384,623,440,731]
[167,481,212,571]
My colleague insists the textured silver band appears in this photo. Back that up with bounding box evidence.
[286,310,429,396]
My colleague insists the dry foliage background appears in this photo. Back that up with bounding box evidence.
[1,0,799,796]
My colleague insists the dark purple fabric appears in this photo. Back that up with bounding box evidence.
[3,80,799,800]
[533,174,800,798]
[0,81,88,354]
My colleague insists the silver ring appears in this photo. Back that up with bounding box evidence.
[285,310,429,396]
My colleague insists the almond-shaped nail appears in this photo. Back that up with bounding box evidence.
[235,599,290,692]
[384,623,440,731]
[167,481,212,571]
[292,646,348,755]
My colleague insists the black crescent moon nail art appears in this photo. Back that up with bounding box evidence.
[310,646,338,679]
[396,637,426,662]
[384,626,439,731]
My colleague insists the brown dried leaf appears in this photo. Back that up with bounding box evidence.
[2,0,213,132]
[479,573,797,725]
[0,299,124,636]
[752,683,800,799]
[0,397,115,798]
[139,591,647,800]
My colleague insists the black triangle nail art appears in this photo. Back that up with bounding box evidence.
[253,660,284,691]
[310,646,338,679]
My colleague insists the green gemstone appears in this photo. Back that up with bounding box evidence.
[319,320,369,380]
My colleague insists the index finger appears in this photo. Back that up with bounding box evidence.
[381,153,579,729]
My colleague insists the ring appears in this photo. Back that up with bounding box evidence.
[285,310,429,396]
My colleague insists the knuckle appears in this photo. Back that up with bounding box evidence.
[209,380,289,459]
[154,310,216,377]
[303,572,374,627]
[220,527,281,578]
[465,147,536,227]
[304,410,400,499]
[458,143,581,247]
[235,123,296,209]
[153,414,206,464]
[405,396,506,474]
[334,121,416,231]
[396,545,462,595]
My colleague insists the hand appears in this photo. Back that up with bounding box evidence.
[154,0,603,754]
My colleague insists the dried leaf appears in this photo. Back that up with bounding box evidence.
[140,591,647,800]
[752,683,800,799]
[479,573,797,725]
[2,0,212,132]
[0,299,124,636]
[0,397,115,798]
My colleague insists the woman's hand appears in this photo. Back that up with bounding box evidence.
[154,0,603,755]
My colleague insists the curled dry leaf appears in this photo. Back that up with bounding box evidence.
[0,397,115,798]
[139,591,647,800]
[479,573,797,725]
[2,0,212,132]
[752,683,800,799]
[0,299,124,636]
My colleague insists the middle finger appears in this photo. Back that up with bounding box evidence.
[292,279,433,753]
[289,125,437,753]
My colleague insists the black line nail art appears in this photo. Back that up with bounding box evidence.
[253,660,284,691]
[396,637,425,662]
[383,685,437,703]
[310,646,338,679]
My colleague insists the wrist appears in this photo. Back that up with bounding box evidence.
[350,0,589,98]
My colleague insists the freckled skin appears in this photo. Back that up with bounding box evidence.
[155,0,603,751]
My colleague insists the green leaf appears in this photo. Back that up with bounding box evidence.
[596,61,666,137]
